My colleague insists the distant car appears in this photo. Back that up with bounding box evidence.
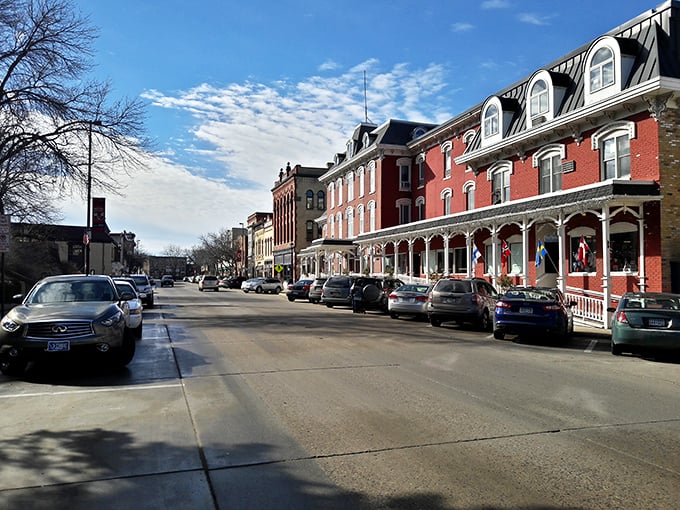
[130,274,155,308]
[321,275,353,307]
[113,279,143,339]
[198,275,219,291]
[219,275,247,289]
[493,286,575,341]
[388,284,432,320]
[350,277,404,313]
[0,274,136,376]
[608,292,680,356]
[160,275,174,287]
[307,277,327,304]
[241,277,282,294]
[428,277,498,330]
[286,279,314,301]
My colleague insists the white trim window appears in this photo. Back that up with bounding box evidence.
[328,214,335,239]
[336,212,343,239]
[529,79,549,119]
[533,144,565,194]
[357,166,365,198]
[590,46,614,93]
[483,104,499,138]
[463,181,475,210]
[487,161,513,204]
[368,200,376,232]
[368,161,376,194]
[357,204,365,235]
[328,182,335,209]
[441,188,452,215]
[441,141,452,179]
[416,153,426,187]
[347,171,355,202]
[397,157,411,191]
[584,37,635,105]
[336,177,343,206]
[396,198,411,225]
[415,196,425,221]
[346,207,355,238]
[592,121,635,180]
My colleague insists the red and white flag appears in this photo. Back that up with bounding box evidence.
[501,239,511,265]
[577,236,589,266]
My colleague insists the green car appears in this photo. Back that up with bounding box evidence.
[608,292,680,356]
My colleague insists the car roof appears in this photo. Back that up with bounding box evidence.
[40,274,114,284]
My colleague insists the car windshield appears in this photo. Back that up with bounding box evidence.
[115,282,136,297]
[437,280,471,293]
[28,280,115,303]
[624,296,680,310]
[399,284,430,293]
[131,275,149,286]
[326,277,350,288]
[505,289,555,301]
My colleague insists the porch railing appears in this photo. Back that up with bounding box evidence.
[565,287,619,328]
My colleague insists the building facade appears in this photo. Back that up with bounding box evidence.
[300,1,680,328]
[271,163,326,282]
[247,212,273,278]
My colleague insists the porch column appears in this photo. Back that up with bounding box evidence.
[490,226,499,283]
[381,242,387,275]
[637,203,647,291]
[521,222,529,287]
[443,233,450,276]
[358,244,365,275]
[600,208,611,328]
[557,214,566,293]
[315,251,320,277]
[425,235,432,282]
[466,231,474,277]
[408,238,415,281]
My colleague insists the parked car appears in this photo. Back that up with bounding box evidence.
[219,275,247,289]
[321,275,353,307]
[428,277,499,330]
[0,274,136,376]
[130,274,155,308]
[492,286,575,341]
[388,284,433,320]
[286,279,314,301]
[307,277,327,304]
[198,275,219,291]
[113,279,143,339]
[350,277,404,313]
[160,275,175,287]
[241,277,283,294]
[608,292,680,356]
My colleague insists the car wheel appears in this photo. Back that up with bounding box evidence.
[133,323,143,339]
[493,329,505,340]
[214,287,219,292]
[326,303,333,308]
[611,342,623,356]
[0,354,27,376]
[430,317,442,327]
[288,296,295,302]
[389,312,399,319]
[255,286,263,294]
[274,287,281,294]
[199,287,204,292]
[479,310,491,331]
[112,330,136,367]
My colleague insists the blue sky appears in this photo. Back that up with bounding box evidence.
[61,0,654,254]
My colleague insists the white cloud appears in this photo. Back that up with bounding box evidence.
[481,0,510,9]
[58,61,453,254]
[451,22,474,32]
[318,59,340,71]
[518,13,552,26]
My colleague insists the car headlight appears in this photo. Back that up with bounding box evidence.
[100,310,123,327]
[129,308,142,316]
[1,315,21,333]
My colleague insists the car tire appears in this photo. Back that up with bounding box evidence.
[288,296,295,302]
[256,286,263,294]
[214,288,219,292]
[493,329,505,340]
[0,354,27,376]
[274,287,281,294]
[611,342,623,356]
[199,287,203,292]
[326,303,333,308]
[390,312,399,319]
[430,317,442,327]
[112,330,136,367]
[479,310,491,331]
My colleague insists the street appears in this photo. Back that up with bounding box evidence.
[0,282,678,509]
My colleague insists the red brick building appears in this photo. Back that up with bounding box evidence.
[301,1,680,328]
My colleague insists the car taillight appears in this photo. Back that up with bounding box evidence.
[415,295,428,302]
[388,292,398,300]
[496,301,511,309]
[303,285,310,291]
[471,295,478,304]
[542,304,561,311]
[615,310,628,324]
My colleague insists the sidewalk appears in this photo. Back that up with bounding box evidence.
[574,323,611,339]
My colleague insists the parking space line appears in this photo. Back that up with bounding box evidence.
[584,339,598,353]
[0,382,183,399]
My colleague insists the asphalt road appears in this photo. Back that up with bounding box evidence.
[0,282,678,509]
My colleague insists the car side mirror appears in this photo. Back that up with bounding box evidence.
[120,291,135,301]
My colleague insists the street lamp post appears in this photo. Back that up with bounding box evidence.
[84,120,102,275]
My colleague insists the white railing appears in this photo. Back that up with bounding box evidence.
[565,287,621,328]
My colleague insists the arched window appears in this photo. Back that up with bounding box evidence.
[441,141,453,179]
[397,157,411,190]
[415,196,425,221]
[533,144,565,194]
[328,214,335,239]
[357,166,365,197]
[368,161,376,193]
[590,47,614,93]
[336,177,343,206]
[463,181,475,210]
[483,104,499,138]
[487,161,513,204]
[529,80,549,118]
[306,220,314,241]
[346,207,355,238]
[317,190,325,210]
[328,183,335,209]
[592,121,635,180]
[396,198,411,225]
[415,153,426,187]
[305,190,314,210]
[368,200,376,232]
[441,188,452,215]
[346,171,355,201]
[336,212,343,238]
[357,204,365,234]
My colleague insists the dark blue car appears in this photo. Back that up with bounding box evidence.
[493,286,576,341]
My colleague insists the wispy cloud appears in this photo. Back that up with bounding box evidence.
[451,22,474,32]
[59,61,454,253]
[318,59,340,71]
[481,0,510,9]
[518,12,553,26]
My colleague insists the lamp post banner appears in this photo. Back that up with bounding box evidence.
[93,197,106,231]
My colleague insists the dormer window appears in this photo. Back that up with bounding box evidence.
[346,140,354,158]
[412,126,427,139]
[526,70,567,129]
[590,47,614,93]
[483,104,499,138]
[530,80,548,118]
[362,132,371,149]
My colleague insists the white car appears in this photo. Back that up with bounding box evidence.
[241,277,283,294]
[198,275,219,291]
[113,279,143,339]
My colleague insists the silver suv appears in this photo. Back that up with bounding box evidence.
[428,277,498,330]
[130,274,154,308]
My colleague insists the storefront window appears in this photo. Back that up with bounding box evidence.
[610,231,638,272]
[570,235,597,273]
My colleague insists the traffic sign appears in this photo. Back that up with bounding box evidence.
[274,264,283,273]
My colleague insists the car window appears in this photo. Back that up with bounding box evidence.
[326,277,350,288]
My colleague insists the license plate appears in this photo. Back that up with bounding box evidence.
[648,318,666,327]
[445,298,458,304]
[47,340,70,352]
[519,307,533,314]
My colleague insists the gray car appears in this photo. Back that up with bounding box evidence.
[130,274,155,308]
[307,277,327,304]
[0,274,136,376]
[321,275,353,307]
[428,277,499,330]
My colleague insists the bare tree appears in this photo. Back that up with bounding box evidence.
[191,229,238,274]
[0,0,150,221]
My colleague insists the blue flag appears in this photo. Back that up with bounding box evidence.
[535,241,547,267]
[472,246,482,265]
